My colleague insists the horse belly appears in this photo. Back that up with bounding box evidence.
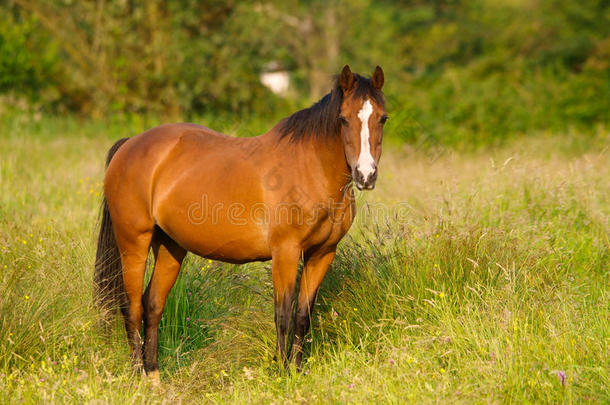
[154,189,271,263]
[160,214,271,263]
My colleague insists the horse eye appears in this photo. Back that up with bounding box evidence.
[339,116,349,126]
[380,115,389,125]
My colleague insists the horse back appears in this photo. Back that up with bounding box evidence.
[104,123,271,262]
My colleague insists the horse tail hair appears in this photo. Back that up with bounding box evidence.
[94,138,129,321]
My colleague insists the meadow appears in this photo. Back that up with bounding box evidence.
[0,116,608,403]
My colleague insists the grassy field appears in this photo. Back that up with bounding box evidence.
[0,120,608,403]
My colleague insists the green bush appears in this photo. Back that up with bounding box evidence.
[0,0,608,146]
[0,12,58,102]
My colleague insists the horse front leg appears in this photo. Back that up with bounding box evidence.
[292,247,336,369]
[271,243,301,367]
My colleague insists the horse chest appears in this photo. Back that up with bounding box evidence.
[301,197,355,251]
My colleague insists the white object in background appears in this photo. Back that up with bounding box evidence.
[260,70,290,94]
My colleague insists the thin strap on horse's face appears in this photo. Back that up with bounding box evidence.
[356,98,376,179]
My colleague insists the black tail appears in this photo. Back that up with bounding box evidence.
[94,138,129,320]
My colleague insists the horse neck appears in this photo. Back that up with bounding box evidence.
[277,131,351,198]
[317,134,351,192]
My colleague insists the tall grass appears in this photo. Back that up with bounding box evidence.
[0,121,608,403]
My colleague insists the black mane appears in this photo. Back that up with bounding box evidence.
[278,74,385,141]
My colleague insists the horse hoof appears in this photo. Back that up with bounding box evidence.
[146,370,161,386]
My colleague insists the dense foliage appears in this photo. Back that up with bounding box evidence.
[1,0,608,145]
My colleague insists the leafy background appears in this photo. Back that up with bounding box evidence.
[1,0,608,145]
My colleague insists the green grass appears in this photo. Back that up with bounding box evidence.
[0,118,608,403]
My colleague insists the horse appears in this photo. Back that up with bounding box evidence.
[94,65,387,383]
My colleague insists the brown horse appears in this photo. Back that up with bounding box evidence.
[94,65,387,383]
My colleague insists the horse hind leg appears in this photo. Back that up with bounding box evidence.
[142,229,186,384]
[113,222,154,371]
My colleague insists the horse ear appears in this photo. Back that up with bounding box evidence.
[371,66,384,90]
[339,64,355,93]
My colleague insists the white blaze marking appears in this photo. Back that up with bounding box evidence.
[356,99,376,180]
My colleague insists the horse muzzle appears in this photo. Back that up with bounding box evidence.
[353,164,378,190]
